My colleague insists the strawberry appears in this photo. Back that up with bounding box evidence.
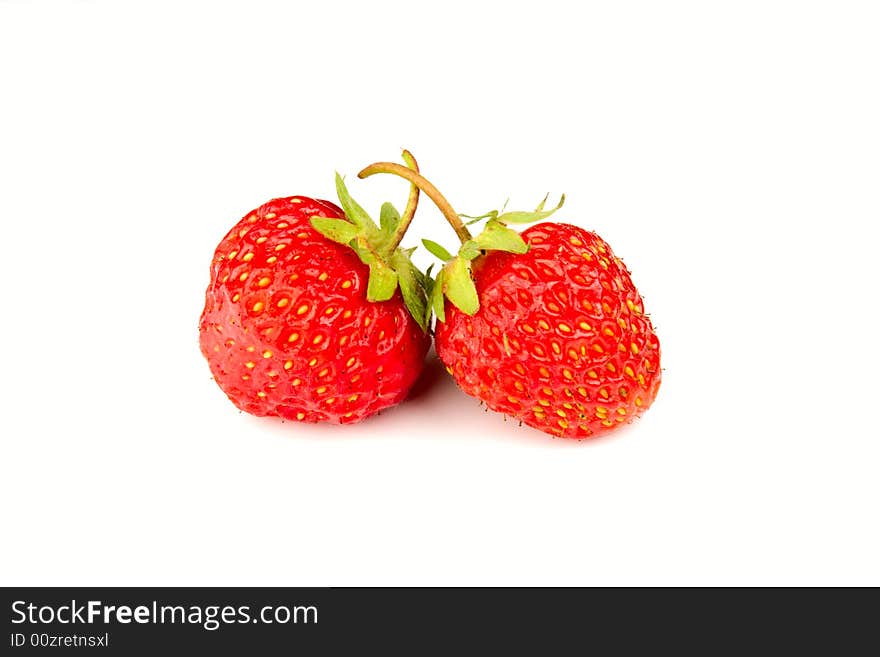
[199,158,431,424]
[433,223,661,438]
[358,160,661,438]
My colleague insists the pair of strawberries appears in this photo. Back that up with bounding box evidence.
[199,152,661,439]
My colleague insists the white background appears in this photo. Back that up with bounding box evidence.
[1,1,878,586]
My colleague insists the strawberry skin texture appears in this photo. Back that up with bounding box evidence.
[199,196,430,424]
[435,222,661,439]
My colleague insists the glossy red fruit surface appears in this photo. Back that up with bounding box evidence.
[435,222,661,438]
[199,196,429,424]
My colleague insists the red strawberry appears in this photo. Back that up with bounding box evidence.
[434,222,661,438]
[358,160,661,438]
[199,165,431,424]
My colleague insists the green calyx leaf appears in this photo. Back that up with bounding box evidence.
[422,238,454,262]
[430,268,446,323]
[375,202,402,255]
[460,209,498,226]
[380,201,400,234]
[459,198,510,225]
[474,219,529,254]
[495,193,565,224]
[350,237,396,302]
[335,173,380,232]
[391,249,430,331]
[458,240,482,261]
[310,216,360,245]
[367,260,398,302]
[443,256,479,315]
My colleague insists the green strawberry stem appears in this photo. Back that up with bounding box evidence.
[358,161,474,244]
[381,150,422,257]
